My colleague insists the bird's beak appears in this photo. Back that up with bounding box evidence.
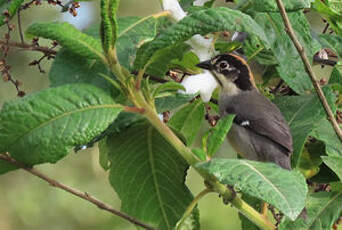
[196,60,213,70]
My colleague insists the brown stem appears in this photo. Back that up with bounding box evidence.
[17,10,25,44]
[313,56,337,66]
[275,0,342,141]
[0,154,156,230]
[0,40,57,55]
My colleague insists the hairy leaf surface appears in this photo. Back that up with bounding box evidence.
[100,0,119,54]
[279,191,342,230]
[168,99,205,146]
[196,159,308,220]
[255,12,321,94]
[104,122,196,230]
[273,87,336,168]
[26,22,106,63]
[0,84,122,165]
[250,0,312,12]
[134,7,269,70]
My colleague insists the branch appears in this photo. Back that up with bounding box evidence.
[275,0,342,141]
[0,40,57,55]
[0,154,156,230]
[313,56,336,67]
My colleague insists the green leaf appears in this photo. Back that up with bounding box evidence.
[319,34,342,58]
[179,0,195,11]
[329,65,342,85]
[310,162,340,183]
[322,156,342,181]
[134,7,270,70]
[298,141,324,179]
[250,0,312,12]
[168,99,205,146]
[146,43,191,77]
[279,191,342,230]
[169,51,202,75]
[215,41,242,54]
[254,12,321,94]
[98,138,111,171]
[155,93,196,113]
[100,0,119,54]
[153,82,186,97]
[243,35,278,66]
[103,122,194,230]
[273,87,336,168]
[191,148,207,161]
[0,0,24,26]
[311,119,342,157]
[0,84,122,165]
[49,48,111,90]
[204,115,234,157]
[116,16,158,69]
[313,0,342,35]
[26,22,106,63]
[196,159,308,220]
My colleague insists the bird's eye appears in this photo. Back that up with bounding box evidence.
[219,61,228,70]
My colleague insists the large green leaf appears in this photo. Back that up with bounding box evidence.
[134,7,270,70]
[49,48,111,89]
[196,159,308,220]
[249,0,312,12]
[26,22,106,63]
[254,12,321,94]
[203,115,235,157]
[49,17,157,87]
[168,99,205,146]
[100,0,119,54]
[279,191,342,230]
[273,87,336,168]
[0,84,122,165]
[322,156,342,181]
[0,0,24,26]
[103,122,196,230]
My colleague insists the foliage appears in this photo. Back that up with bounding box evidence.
[1,0,342,230]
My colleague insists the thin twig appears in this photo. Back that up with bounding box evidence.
[0,154,156,230]
[275,0,342,141]
[0,40,57,55]
[176,188,213,230]
[17,10,25,44]
[313,56,337,66]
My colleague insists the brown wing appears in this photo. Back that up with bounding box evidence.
[228,90,293,155]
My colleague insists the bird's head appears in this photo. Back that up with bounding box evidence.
[196,53,255,93]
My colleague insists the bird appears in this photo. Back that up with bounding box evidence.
[196,53,293,170]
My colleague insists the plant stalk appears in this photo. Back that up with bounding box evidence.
[275,0,342,142]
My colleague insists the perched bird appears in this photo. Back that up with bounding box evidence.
[196,53,293,170]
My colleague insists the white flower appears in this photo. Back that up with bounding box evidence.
[193,0,212,6]
[181,71,217,102]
